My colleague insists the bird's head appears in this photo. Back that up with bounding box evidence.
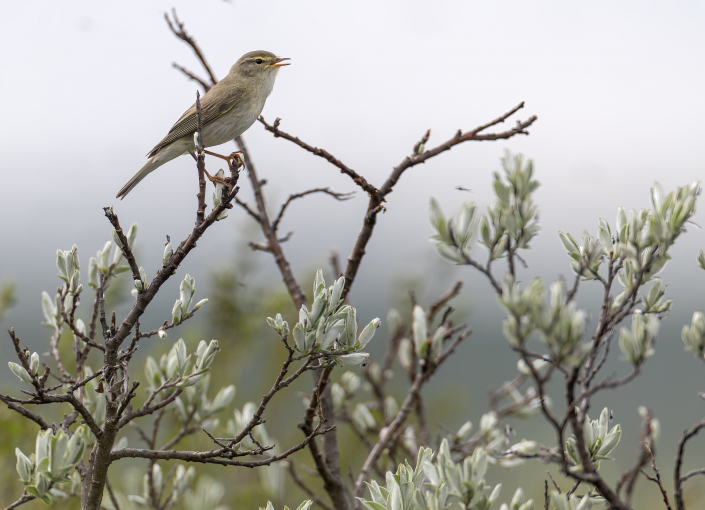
[231,51,290,80]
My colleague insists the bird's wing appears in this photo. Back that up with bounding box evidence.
[146,82,248,158]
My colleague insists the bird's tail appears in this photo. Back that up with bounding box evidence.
[115,158,162,199]
[116,142,188,199]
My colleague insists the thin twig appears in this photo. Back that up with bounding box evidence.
[172,63,211,91]
[674,417,705,510]
[195,91,207,225]
[289,462,333,510]
[237,135,306,309]
[259,116,378,197]
[272,187,355,233]
[342,102,536,299]
[641,446,672,510]
[164,9,217,86]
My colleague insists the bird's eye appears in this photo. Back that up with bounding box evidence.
[255,58,263,64]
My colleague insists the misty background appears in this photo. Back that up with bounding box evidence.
[1,1,705,508]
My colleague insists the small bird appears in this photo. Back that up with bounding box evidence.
[116,50,290,199]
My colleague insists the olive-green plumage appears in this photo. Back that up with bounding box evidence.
[117,50,289,199]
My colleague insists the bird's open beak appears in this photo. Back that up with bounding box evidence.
[269,57,291,67]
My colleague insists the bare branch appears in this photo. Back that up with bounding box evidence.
[234,197,262,223]
[259,116,379,197]
[164,9,217,86]
[110,423,331,467]
[289,462,333,510]
[272,187,355,233]
[427,280,463,324]
[680,468,705,483]
[172,63,211,91]
[640,446,671,510]
[342,103,536,299]
[353,328,470,496]
[0,393,50,430]
[104,207,141,285]
[674,417,705,510]
[237,135,306,309]
[4,490,37,510]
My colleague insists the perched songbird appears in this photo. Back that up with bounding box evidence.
[116,51,290,199]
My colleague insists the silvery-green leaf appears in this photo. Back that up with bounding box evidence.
[330,276,345,307]
[340,371,361,396]
[9,362,33,384]
[384,396,399,422]
[293,323,305,353]
[64,426,86,468]
[15,448,33,482]
[412,305,427,356]
[173,397,188,422]
[87,257,98,289]
[597,424,621,456]
[488,483,502,505]
[357,318,381,350]
[493,176,511,207]
[126,223,138,248]
[472,447,488,483]
[56,249,68,281]
[179,275,191,312]
[429,197,446,233]
[41,291,57,329]
[172,300,183,324]
[321,319,345,351]
[456,421,473,443]
[315,316,327,348]
[310,292,326,325]
[165,350,178,378]
[145,356,162,389]
[398,338,412,370]
[97,241,111,273]
[313,268,326,295]
[299,305,310,330]
[430,325,445,361]
[480,215,492,248]
[336,353,370,365]
[198,340,220,370]
[456,202,477,246]
[387,309,402,337]
[510,487,524,510]
[302,331,315,353]
[343,306,357,348]
[558,231,580,257]
[36,429,50,471]
[435,243,465,265]
[357,500,387,510]
[480,412,498,436]
[210,385,236,412]
[192,298,208,311]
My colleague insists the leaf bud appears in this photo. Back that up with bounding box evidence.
[163,242,173,267]
[30,352,39,374]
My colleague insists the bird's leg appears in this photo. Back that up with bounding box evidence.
[203,149,231,161]
[203,149,243,163]
[203,150,244,178]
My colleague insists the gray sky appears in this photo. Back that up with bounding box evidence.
[2,1,705,506]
